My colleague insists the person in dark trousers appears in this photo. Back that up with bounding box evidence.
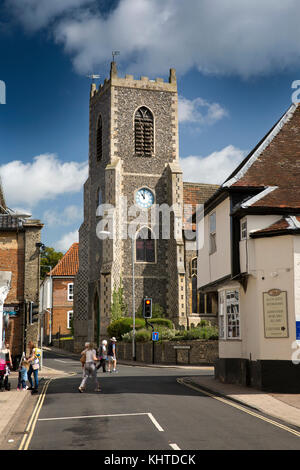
[27,341,40,394]
[97,340,108,372]
[107,337,117,373]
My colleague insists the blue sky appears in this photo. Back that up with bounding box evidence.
[1,0,300,251]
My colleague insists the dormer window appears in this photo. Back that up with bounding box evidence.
[134,107,154,156]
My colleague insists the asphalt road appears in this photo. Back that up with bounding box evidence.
[22,350,300,450]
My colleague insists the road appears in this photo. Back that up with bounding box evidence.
[14,350,300,450]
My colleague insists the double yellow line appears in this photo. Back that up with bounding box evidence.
[19,379,52,451]
[177,378,300,439]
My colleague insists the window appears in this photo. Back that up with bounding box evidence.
[191,257,197,277]
[96,114,103,161]
[134,107,154,156]
[67,310,73,330]
[209,212,217,254]
[96,188,102,216]
[136,227,155,263]
[67,283,74,301]
[218,289,240,339]
[241,218,247,240]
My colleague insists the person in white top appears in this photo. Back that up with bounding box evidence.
[78,343,101,393]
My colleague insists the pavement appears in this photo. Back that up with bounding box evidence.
[1,346,300,445]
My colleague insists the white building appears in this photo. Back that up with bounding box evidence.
[198,102,300,392]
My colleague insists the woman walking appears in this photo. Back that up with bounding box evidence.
[27,341,41,394]
[78,343,101,393]
[97,340,108,373]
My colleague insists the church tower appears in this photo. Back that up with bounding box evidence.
[74,62,187,349]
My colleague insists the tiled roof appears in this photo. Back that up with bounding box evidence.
[49,243,79,276]
[183,182,219,229]
[223,103,300,209]
[250,215,300,237]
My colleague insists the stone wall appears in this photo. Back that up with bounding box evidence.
[116,340,218,365]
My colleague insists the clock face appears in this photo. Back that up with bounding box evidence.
[135,188,154,209]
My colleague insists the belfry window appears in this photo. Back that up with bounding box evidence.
[96,114,103,161]
[136,227,155,262]
[134,107,154,156]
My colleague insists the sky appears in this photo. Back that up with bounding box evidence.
[1,0,300,252]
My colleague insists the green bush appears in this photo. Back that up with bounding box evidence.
[107,317,145,340]
[182,326,218,340]
[149,318,174,329]
[122,329,151,343]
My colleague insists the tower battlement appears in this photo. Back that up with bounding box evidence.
[90,62,177,100]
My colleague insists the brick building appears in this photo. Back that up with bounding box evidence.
[74,62,218,351]
[0,183,43,363]
[41,243,78,342]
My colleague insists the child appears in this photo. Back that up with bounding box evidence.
[17,360,29,391]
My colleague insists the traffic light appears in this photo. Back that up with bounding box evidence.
[31,302,39,323]
[143,297,152,319]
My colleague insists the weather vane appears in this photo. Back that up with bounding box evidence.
[112,51,120,62]
[86,73,100,84]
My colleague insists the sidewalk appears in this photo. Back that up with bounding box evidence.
[0,365,72,445]
[180,375,300,429]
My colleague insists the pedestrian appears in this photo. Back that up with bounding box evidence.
[2,343,13,390]
[17,360,29,391]
[97,340,108,373]
[78,342,101,393]
[107,337,117,373]
[27,341,41,394]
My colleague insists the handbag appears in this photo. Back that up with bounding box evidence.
[80,353,86,366]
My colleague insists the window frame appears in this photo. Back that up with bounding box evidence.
[67,283,74,302]
[67,310,73,330]
[209,212,217,255]
[240,218,247,240]
[134,106,154,157]
[135,227,156,264]
[218,288,240,340]
[96,114,103,162]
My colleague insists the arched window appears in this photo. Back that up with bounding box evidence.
[134,107,154,156]
[96,115,102,161]
[136,227,155,262]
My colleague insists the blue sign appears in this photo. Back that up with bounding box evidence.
[152,332,159,341]
[296,322,300,340]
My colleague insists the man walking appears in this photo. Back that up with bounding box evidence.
[107,337,117,373]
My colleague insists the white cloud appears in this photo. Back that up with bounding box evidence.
[178,96,228,125]
[0,154,88,207]
[8,0,300,78]
[43,205,82,227]
[55,229,79,252]
[6,0,94,31]
[180,145,246,185]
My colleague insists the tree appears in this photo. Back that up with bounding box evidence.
[110,278,128,322]
[40,246,63,279]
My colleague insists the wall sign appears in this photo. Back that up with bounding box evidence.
[263,290,289,338]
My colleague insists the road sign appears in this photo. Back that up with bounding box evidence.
[152,331,159,341]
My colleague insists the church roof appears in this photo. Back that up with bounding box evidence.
[183,182,219,229]
[48,243,79,277]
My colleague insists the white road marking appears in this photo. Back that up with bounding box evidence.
[38,412,165,432]
[169,443,181,450]
[54,359,76,364]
